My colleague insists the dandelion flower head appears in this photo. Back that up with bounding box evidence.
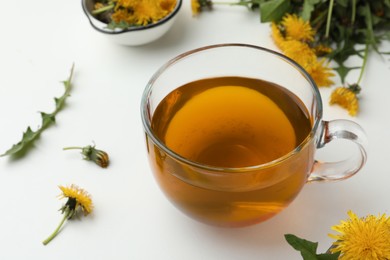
[279,39,317,67]
[306,59,334,87]
[329,210,390,259]
[281,14,315,42]
[59,184,93,215]
[330,85,360,116]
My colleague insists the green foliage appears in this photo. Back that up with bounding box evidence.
[260,0,291,22]
[307,0,389,83]
[1,64,75,157]
[258,0,390,84]
[285,234,340,260]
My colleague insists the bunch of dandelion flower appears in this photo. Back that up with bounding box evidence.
[271,14,334,87]
[330,83,361,116]
[42,185,93,245]
[63,144,110,168]
[328,210,390,259]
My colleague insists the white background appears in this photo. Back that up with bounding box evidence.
[0,0,389,259]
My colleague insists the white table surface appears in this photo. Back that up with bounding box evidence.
[0,0,389,259]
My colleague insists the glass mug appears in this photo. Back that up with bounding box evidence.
[141,44,367,227]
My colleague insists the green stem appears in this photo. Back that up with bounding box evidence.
[351,0,357,24]
[92,3,115,15]
[325,0,335,38]
[311,9,328,31]
[42,210,70,245]
[357,43,369,85]
[63,147,83,151]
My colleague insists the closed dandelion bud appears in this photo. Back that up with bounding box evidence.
[63,144,110,168]
[84,146,110,168]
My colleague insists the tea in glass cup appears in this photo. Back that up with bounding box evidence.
[141,44,367,227]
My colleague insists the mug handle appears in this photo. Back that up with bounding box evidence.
[308,119,368,182]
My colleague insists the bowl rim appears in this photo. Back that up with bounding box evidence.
[81,0,182,34]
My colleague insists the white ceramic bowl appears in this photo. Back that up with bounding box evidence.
[82,0,182,46]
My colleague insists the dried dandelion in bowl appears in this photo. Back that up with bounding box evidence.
[82,0,182,45]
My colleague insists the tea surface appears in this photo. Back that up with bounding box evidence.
[152,77,311,168]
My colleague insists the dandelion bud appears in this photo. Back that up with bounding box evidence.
[64,144,110,168]
[83,146,110,168]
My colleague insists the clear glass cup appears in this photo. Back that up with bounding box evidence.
[141,44,367,227]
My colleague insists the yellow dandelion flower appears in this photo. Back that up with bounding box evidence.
[279,40,317,68]
[281,14,315,42]
[330,84,360,116]
[329,210,390,259]
[270,22,285,49]
[42,184,93,245]
[191,0,201,16]
[305,59,334,87]
[58,184,94,215]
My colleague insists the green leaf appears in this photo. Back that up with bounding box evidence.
[333,64,360,83]
[284,234,340,260]
[328,40,361,64]
[260,0,290,22]
[285,234,318,259]
[1,64,75,157]
[301,0,321,21]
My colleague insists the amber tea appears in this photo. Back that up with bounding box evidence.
[148,76,313,226]
[152,77,312,167]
